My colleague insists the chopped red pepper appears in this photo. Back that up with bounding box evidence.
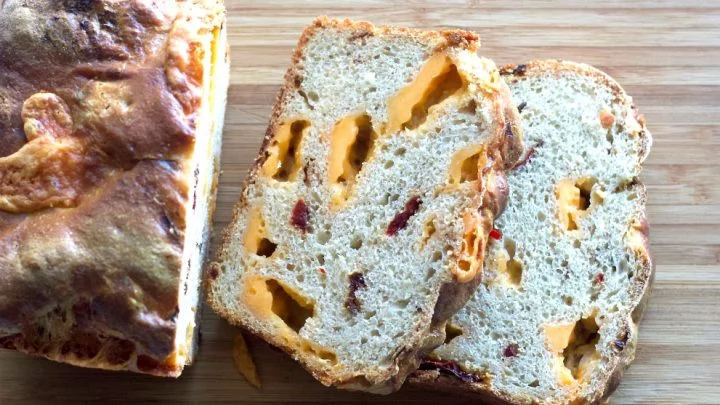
[489,228,502,240]
[595,273,605,284]
[319,268,326,275]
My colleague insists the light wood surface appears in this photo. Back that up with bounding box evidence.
[2,1,719,404]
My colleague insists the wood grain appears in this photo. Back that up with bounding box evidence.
[2,1,719,404]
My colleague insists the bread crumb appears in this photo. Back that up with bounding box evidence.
[233,332,261,389]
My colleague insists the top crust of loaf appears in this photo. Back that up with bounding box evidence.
[207,17,522,393]
[412,60,653,404]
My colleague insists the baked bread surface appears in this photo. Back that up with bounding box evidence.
[0,0,228,377]
[207,17,522,393]
[412,61,653,404]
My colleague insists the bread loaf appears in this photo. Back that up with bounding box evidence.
[0,0,229,376]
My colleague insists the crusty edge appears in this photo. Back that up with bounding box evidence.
[411,60,654,405]
[206,17,521,393]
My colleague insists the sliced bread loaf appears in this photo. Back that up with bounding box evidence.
[207,17,522,393]
[412,61,653,404]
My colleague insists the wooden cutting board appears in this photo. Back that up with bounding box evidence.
[2,1,719,404]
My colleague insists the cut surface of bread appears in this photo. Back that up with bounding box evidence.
[412,61,653,404]
[0,0,228,376]
[207,17,522,393]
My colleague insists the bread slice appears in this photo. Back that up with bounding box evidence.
[0,0,228,376]
[207,17,522,393]
[411,61,653,404]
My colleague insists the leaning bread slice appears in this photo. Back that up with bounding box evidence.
[412,61,653,404]
[0,1,228,376]
[207,17,522,393]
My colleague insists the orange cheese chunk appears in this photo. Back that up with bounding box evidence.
[545,322,575,353]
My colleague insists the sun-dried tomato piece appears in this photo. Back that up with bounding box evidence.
[290,199,309,232]
[387,196,422,236]
[503,343,519,357]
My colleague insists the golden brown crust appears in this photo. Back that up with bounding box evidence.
[207,17,522,392]
[413,60,654,404]
[0,0,226,376]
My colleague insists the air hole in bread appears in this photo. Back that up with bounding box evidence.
[256,238,277,257]
[493,239,523,287]
[459,153,480,182]
[573,239,581,249]
[555,177,598,231]
[614,177,638,193]
[449,145,486,184]
[265,279,314,333]
[300,341,337,364]
[528,380,540,387]
[329,114,377,186]
[298,90,315,110]
[384,160,394,169]
[545,313,601,386]
[244,207,278,258]
[317,229,331,245]
[350,235,363,250]
[606,130,614,144]
[421,217,437,249]
[394,299,410,309]
[562,315,600,382]
[425,267,437,281]
[460,100,477,115]
[348,116,376,174]
[387,54,465,133]
[262,120,310,181]
[244,276,314,336]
